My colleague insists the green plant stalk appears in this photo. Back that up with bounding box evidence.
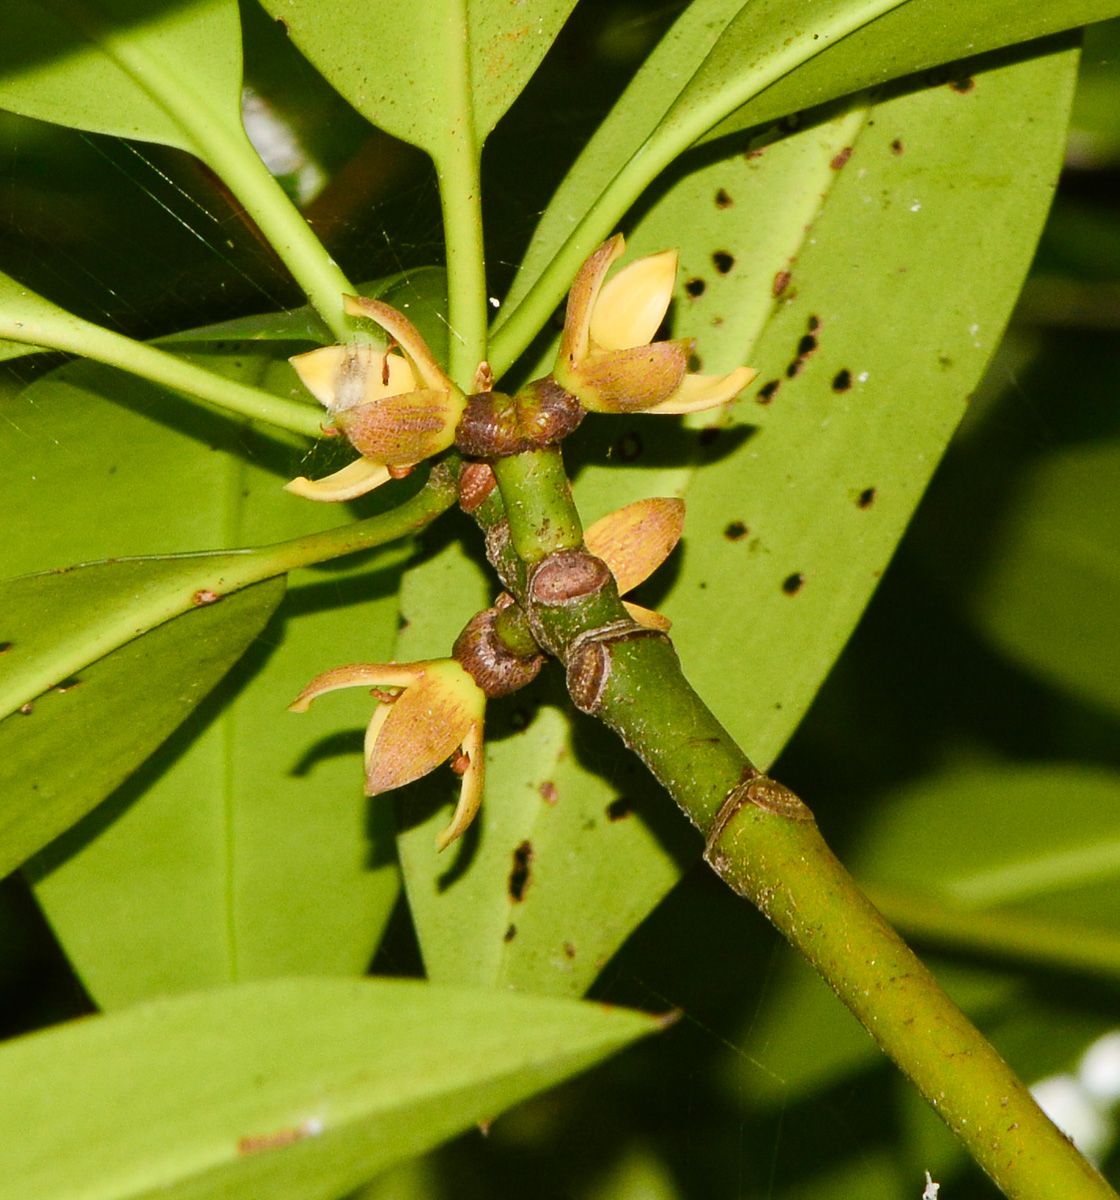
[868,884,1120,984]
[44,0,356,343]
[434,139,489,388]
[487,0,911,375]
[491,449,583,562]
[0,310,325,438]
[1,469,458,723]
[470,457,1116,1200]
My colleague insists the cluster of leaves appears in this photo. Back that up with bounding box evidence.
[2,1,1120,1197]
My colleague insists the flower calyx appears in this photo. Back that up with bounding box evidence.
[290,657,485,851]
[454,377,584,460]
[285,295,465,501]
[554,234,757,415]
[453,594,546,698]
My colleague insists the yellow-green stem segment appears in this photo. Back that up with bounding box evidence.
[473,450,1117,1200]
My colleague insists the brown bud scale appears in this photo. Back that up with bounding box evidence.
[528,550,611,607]
[453,606,545,699]
[563,620,671,714]
[458,461,497,512]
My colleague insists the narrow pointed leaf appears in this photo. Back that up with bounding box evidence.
[0,339,408,1006]
[394,44,1080,998]
[0,0,243,154]
[0,977,661,1200]
[964,442,1120,719]
[0,572,284,880]
[497,0,1117,361]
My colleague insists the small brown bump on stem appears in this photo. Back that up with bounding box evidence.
[192,588,221,606]
[830,146,853,170]
[458,461,497,512]
[565,620,671,715]
[746,776,814,820]
[452,602,545,698]
[455,391,523,458]
[528,549,611,607]
[773,269,791,297]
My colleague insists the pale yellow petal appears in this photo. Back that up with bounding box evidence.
[590,249,678,351]
[289,662,419,712]
[364,661,482,795]
[344,295,457,394]
[647,365,758,414]
[623,601,672,631]
[585,497,685,594]
[557,234,626,372]
[436,719,486,851]
[289,343,417,412]
[283,458,392,502]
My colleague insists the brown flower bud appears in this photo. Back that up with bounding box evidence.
[453,602,545,698]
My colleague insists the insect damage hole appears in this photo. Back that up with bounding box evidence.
[684,277,706,298]
[712,251,735,275]
[832,369,853,392]
[857,487,877,509]
[606,797,632,821]
[508,840,534,903]
[723,521,749,541]
[782,573,806,595]
[715,188,734,208]
[757,380,780,405]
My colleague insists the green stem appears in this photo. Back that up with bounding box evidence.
[73,1,355,342]
[200,122,357,344]
[487,0,911,375]
[467,456,1117,1200]
[868,884,1120,983]
[434,138,488,388]
[3,469,458,723]
[242,465,458,576]
[491,449,583,563]
[0,309,325,438]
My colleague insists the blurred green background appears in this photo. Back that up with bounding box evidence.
[4,3,1120,1197]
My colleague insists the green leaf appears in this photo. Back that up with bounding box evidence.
[0,1,357,340]
[614,43,1078,768]
[0,569,284,881]
[859,763,1120,918]
[0,976,661,1200]
[256,0,579,153]
[0,344,407,1007]
[495,0,1118,367]
[392,44,1080,999]
[965,441,1120,719]
[0,0,242,153]
[849,762,1120,981]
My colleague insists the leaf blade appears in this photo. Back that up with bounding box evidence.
[0,977,660,1200]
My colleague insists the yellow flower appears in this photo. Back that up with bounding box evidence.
[584,495,685,631]
[554,234,757,415]
[285,296,465,501]
[290,659,485,851]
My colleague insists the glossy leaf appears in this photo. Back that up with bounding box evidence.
[0,570,284,881]
[620,45,1079,767]
[857,763,1120,923]
[256,0,578,153]
[0,338,407,1007]
[0,0,242,154]
[965,441,1120,719]
[392,45,1080,999]
[0,976,661,1200]
[496,0,1119,362]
